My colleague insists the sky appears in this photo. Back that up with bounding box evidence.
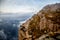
[0,0,60,13]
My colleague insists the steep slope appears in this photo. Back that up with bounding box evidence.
[19,3,60,40]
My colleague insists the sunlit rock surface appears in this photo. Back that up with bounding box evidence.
[19,3,60,40]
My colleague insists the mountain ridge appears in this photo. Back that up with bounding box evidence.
[19,3,60,40]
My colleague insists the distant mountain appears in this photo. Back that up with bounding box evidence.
[19,3,60,40]
[0,12,33,19]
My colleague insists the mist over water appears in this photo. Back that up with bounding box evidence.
[0,12,33,40]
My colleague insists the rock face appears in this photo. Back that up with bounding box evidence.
[18,3,60,40]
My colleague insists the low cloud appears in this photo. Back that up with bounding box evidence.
[0,5,36,13]
[0,30,7,40]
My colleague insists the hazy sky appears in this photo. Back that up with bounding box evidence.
[0,0,60,13]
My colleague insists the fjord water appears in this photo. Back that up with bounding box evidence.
[0,13,33,40]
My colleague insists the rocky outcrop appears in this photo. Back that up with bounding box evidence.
[19,3,60,40]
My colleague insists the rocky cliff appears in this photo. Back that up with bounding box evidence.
[19,3,60,40]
